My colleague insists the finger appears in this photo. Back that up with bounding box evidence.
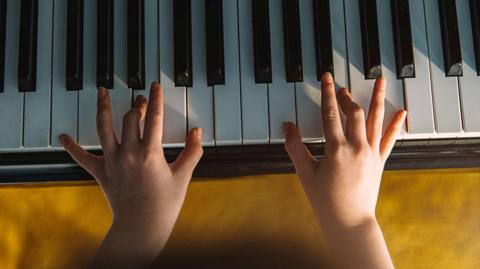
[97,88,118,154]
[143,82,164,149]
[321,72,345,144]
[337,88,367,144]
[283,122,317,178]
[366,77,386,147]
[171,128,204,180]
[121,95,147,146]
[135,95,148,123]
[380,110,407,161]
[59,134,102,177]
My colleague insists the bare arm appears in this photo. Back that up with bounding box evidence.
[60,83,203,269]
[284,73,405,268]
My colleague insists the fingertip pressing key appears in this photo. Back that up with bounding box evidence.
[150,81,160,89]
[321,72,334,85]
[98,87,108,100]
[283,122,294,136]
[58,134,68,145]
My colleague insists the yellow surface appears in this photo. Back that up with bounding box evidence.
[1,169,480,268]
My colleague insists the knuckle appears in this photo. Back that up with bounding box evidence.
[120,153,137,168]
[193,145,204,158]
[141,147,163,161]
[284,141,294,153]
[329,146,346,160]
[326,139,346,156]
[149,107,162,117]
[322,105,339,121]
[351,106,364,118]
[322,80,334,89]
[371,99,383,108]
[98,104,109,115]
[354,143,370,154]
[124,109,140,121]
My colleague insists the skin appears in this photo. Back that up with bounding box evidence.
[283,72,406,269]
[60,72,404,268]
[60,83,203,269]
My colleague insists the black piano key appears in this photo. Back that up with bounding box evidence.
[18,0,38,92]
[470,0,480,75]
[438,0,462,76]
[282,0,303,82]
[252,0,272,84]
[312,0,334,81]
[174,0,193,87]
[359,0,382,79]
[127,0,145,89]
[205,0,225,86]
[391,0,415,78]
[0,0,6,92]
[97,0,114,89]
[66,0,84,91]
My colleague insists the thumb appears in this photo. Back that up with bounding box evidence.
[59,134,102,177]
[380,110,407,162]
[283,122,317,177]
[171,128,204,179]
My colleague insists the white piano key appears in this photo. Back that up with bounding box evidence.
[344,0,376,119]
[345,0,406,137]
[331,0,349,90]
[110,0,132,139]
[0,0,22,150]
[213,0,242,146]
[188,0,214,146]
[159,0,187,147]
[78,0,99,147]
[51,0,78,148]
[268,0,296,143]
[297,0,323,142]
[134,0,158,101]
[403,0,436,136]
[377,0,406,136]
[424,0,463,133]
[238,0,269,145]
[456,0,480,132]
[23,0,53,148]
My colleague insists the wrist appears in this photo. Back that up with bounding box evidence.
[316,206,378,230]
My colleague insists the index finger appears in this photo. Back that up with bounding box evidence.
[321,73,345,144]
[143,82,164,148]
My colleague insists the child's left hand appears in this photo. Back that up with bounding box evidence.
[60,82,203,269]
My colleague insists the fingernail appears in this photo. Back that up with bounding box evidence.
[151,81,159,88]
[98,88,107,100]
[193,128,202,140]
[322,72,333,82]
[58,134,67,145]
[340,87,350,96]
[134,95,146,106]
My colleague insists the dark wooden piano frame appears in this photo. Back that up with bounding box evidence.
[1,138,480,184]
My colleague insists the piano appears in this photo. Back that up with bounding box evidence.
[1,0,480,183]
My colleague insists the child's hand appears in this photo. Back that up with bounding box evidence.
[284,73,405,268]
[60,83,203,269]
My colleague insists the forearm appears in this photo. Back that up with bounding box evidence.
[320,216,394,269]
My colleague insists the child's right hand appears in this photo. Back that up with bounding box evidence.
[284,73,406,228]
[284,73,405,268]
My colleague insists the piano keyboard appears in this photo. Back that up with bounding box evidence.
[1,0,480,154]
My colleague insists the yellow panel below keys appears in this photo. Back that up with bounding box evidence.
[0,169,480,269]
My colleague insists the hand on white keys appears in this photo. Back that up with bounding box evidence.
[283,73,406,269]
[59,82,203,269]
